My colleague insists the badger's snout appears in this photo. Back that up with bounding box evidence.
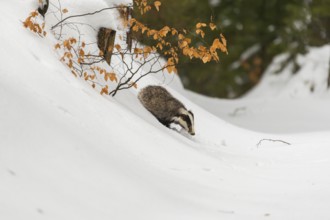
[189,126,195,136]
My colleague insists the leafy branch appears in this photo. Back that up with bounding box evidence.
[23,0,228,97]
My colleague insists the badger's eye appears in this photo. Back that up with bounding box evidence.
[180,114,192,128]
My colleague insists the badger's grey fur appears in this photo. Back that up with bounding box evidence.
[138,85,195,135]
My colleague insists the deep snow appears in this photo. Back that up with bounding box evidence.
[1,1,330,220]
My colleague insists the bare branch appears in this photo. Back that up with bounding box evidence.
[51,5,133,30]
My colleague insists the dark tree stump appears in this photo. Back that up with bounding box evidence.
[97,28,117,65]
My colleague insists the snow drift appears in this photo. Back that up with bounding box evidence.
[1,1,330,220]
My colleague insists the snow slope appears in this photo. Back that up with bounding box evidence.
[1,1,330,220]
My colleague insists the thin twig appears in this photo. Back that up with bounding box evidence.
[256,139,291,147]
[51,5,133,30]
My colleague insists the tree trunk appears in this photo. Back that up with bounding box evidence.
[126,7,133,52]
[328,57,330,89]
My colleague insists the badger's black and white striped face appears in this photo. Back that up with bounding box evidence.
[173,108,195,135]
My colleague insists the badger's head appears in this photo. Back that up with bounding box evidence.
[173,108,195,135]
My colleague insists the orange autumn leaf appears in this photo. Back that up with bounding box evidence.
[110,73,118,82]
[154,1,161,11]
[104,72,117,82]
[30,11,39,17]
[220,33,227,48]
[202,53,212,63]
[209,22,216,30]
[196,22,207,29]
[158,26,170,37]
[54,43,61,49]
[63,40,71,50]
[166,57,177,74]
[115,44,122,51]
[100,85,109,95]
[171,28,178,36]
[130,82,138,89]
[196,29,205,38]
[79,49,85,57]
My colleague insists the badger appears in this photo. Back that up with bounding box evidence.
[138,85,195,135]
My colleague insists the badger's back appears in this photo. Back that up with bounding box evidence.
[138,86,185,121]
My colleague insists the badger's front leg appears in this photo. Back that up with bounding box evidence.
[157,118,172,128]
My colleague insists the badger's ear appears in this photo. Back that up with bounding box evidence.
[188,110,194,119]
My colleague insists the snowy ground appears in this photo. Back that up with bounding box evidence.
[1,1,330,220]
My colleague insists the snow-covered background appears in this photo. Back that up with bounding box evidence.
[1,0,330,219]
